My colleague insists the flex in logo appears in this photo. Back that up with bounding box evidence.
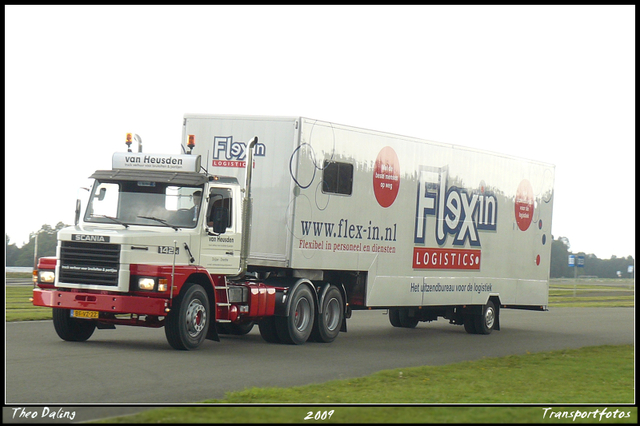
[413,166,498,270]
[212,136,266,168]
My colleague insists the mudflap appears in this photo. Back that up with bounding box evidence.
[206,324,220,341]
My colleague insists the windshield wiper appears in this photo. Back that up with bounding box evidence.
[93,215,129,228]
[137,215,179,231]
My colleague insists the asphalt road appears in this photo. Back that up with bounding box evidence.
[5,307,634,407]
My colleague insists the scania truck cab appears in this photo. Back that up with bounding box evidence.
[32,135,276,350]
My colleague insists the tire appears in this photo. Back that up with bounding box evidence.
[165,284,210,350]
[52,308,96,342]
[474,300,496,335]
[389,308,402,327]
[275,284,315,345]
[311,285,343,343]
[258,317,280,343]
[398,309,419,328]
[463,314,477,334]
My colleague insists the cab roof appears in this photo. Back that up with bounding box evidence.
[90,170,238,186]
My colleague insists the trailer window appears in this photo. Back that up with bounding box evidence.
[322,161,353,195]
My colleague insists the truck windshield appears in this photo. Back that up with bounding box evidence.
[84,180,204,229]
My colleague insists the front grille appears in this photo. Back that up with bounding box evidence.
[59,241,121,286]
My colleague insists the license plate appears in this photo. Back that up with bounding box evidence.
[71,310,99,319]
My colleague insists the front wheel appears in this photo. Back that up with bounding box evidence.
[52,308,96,342]
[165,284,210,350]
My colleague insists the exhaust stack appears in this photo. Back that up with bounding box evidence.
[236,137,258,279]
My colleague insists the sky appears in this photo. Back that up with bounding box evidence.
[4,5,635,260]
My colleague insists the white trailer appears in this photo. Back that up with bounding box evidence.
[183,114,553,304]
[32,114,554,350]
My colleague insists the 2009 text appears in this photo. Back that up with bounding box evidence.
[304,410,335,421]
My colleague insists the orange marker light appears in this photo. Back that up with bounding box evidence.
[188,134,195,149]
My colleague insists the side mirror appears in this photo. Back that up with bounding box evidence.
[98,187,107,201]
[211,207,229,234]
[75,199,82,225]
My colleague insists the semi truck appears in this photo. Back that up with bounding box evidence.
[32,114,555,350]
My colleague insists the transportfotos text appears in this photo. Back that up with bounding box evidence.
[541,407,631,421]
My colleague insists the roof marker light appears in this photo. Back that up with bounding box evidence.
[188,134,195,154]
[126,133,133,152]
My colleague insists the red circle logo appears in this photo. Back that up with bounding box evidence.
[373,147,400,208]
[515,179,534,231]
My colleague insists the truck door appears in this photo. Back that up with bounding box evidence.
[199,186,241,274]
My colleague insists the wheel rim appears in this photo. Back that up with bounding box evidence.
[484,306,495,329]
[324,297,340,332]
[294,297,311,332]
[186,299,207,337]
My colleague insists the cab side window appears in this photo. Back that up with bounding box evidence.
[206,188,233,232]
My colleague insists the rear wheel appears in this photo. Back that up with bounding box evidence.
[276,284,315,345]
[52,308,96,342]
[258,317,280,343]
[311,285,343,343]
[165,284,210,350]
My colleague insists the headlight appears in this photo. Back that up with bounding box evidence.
[138,277,156,291]
[39,270,56,283]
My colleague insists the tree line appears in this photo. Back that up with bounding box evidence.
[5,224,635,279]
[6,223,67,267]
[550,236,634,279]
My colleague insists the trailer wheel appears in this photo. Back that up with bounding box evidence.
[258,317,280,343]
[474,300,496,335]
[389,308,402,327]
[463,314,477,334]
[311,285,343,343]
[398,309,419,328]
[52,308,96,342]
[276,284,315,345]
[165,283,210,350]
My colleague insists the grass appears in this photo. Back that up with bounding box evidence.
[95,345,635,423]
[5,285,54,321]
[6,271,33,279]
[548,279,634,307]
[209,345,635,404]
